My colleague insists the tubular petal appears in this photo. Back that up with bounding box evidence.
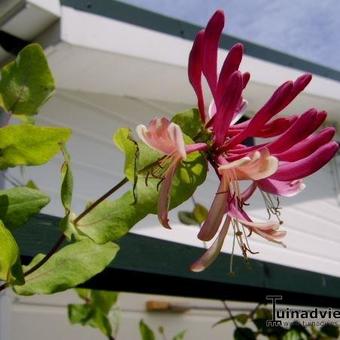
[277,128,336,162]
[202,10,225,98]
[271,141,339,181]
[158,159,181,229]
[213,71,243,145]
[217,43,244,102]
[191,217,231,272]
[228,80,294,147]
[188,30,206,121]
[198,177,229,241]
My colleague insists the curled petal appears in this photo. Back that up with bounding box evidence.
[158,158,181,229]
[258,178,305,197]
[198,177,229,241]
[219,149,278,181]
[191,217,231,272]
[229,201,280,231]
[136,118,186,159]
[168,123,187,160]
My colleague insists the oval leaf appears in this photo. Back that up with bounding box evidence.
[0,187,50,230]
[0,125,71,169]
[0,220,24,284]
[13,239,119,295]
[139,320,156,340]
[0,44,55,115]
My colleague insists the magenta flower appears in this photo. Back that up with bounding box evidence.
[136,10,339,273]
[187,10,339,271]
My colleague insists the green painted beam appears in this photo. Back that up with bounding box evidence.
[13,214,340,307]
[60,0,340,82]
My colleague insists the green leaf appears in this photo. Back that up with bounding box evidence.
[113,127,138,181]
[320,324,340,338]
[0,125,71,169]
[0,187,50,230]
[139,320,156,340]
[26,180,39,190]
[75,288,91,301]
[234,314,249,325]
[75,128,207,244]
[0,220,24,284]
[68,304,113,337]
[69,289,119,338]
[193,203,208,224]
[0,43,55,115]
[255,308,272,320]
[173,330,186,340]
[13,239,119,295]
[282,330,304,340]
[91,290,118,314]
[60,144,73,212]
[178,211,199,226]
[234,327,256,340]
[171,108,202,138]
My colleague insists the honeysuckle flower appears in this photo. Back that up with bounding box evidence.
[186,9,339,271]
[136,117,207,229]
[135,9,339,273]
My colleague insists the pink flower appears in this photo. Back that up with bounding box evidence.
[186,10,339,271]
[136,118,207,229]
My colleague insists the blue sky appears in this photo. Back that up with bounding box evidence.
[120,0,340,71]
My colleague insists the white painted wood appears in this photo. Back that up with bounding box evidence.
[11,291,245,340]
[60,6,340,105]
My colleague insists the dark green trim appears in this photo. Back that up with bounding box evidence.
[60,0,340,82]
[14,214,340,307]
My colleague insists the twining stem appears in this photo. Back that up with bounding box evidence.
[0,177,129,292]
[222,300,238,329]
[74,177,128,225]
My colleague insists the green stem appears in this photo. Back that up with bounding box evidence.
[0,177,129,292]
[222,300,238,329]
[74,177,128,225]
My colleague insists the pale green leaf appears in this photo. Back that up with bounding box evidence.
[0,125,71,169]
[139,320,156,340]
[60,144,73,212]
[178,211,199,226]
[193,203,208,224]
[68,304,113,337]
[25,180,39,190]
[13,239,119,295]
[113,127,138,181]
[171,108,202,138]
[0,187,50,230]
[0,220,24,284]
[0,44,55,115]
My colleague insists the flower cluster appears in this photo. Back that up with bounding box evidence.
[136,10,339,272]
